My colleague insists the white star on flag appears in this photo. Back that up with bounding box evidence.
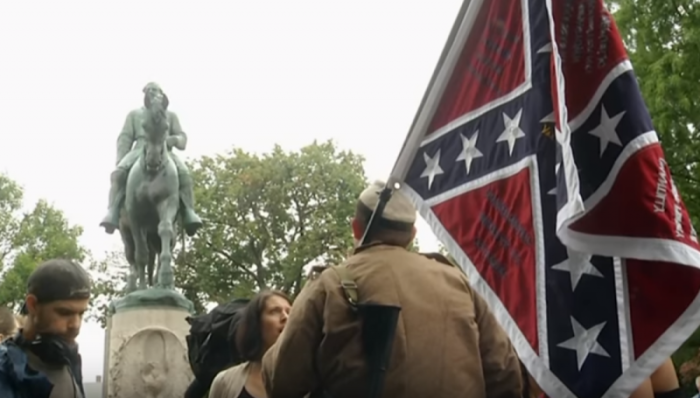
[588,105,625,156]
[455,131,483,175]
[420,150,444,190]
[551,249,604,291]
[496,109,526,156]
[540,112,555,123]
[537,43,552,53]
[557,317,611,370]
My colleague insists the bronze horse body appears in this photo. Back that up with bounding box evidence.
[121,92,181,292]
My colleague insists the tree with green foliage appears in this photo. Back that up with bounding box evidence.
[173,140,367,310]
[0,173,86,310]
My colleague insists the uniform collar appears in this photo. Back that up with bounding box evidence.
[352,242,406,255]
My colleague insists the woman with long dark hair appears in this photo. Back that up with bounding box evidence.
[209,290,292,398]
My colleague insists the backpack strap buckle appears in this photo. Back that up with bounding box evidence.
[331,265,359,308]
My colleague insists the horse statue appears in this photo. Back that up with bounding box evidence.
[121,90,181,292]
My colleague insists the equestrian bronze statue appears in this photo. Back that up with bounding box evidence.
[101,83,203,291]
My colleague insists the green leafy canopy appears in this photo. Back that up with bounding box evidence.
[0,173,86,310]
[176,140,368,307]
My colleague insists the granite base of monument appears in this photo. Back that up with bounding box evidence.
[103,288,195,398]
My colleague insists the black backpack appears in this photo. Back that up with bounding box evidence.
[185,298,250,388]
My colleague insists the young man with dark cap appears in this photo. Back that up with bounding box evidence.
[262,180,522,398]
[0,259,91,398]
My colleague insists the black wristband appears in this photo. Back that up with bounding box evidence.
[654,388,683,398]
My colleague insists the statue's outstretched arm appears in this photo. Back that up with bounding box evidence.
[116,111,136,164]
[168,112,188,151]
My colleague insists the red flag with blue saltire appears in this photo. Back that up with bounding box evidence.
[388,0,700,396]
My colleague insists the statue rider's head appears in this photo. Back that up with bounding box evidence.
[143,82,162,96]
[142,82,169,110]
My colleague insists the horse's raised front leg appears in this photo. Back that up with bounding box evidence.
[155,196,179,289]
[130,220,149,290]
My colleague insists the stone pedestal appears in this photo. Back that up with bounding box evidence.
[103,289,195,398]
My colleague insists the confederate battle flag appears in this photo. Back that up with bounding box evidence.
[388,0,700,396]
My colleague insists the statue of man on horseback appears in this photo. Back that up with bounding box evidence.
[100,82,203,292]
[100,82,202,237]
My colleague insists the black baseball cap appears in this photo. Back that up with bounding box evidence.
[21,259,91,314]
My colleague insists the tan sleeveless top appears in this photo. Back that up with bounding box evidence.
[209,362,311,398]
[209,363,251,398]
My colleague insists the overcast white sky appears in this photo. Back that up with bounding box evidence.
[0,0,461,381]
